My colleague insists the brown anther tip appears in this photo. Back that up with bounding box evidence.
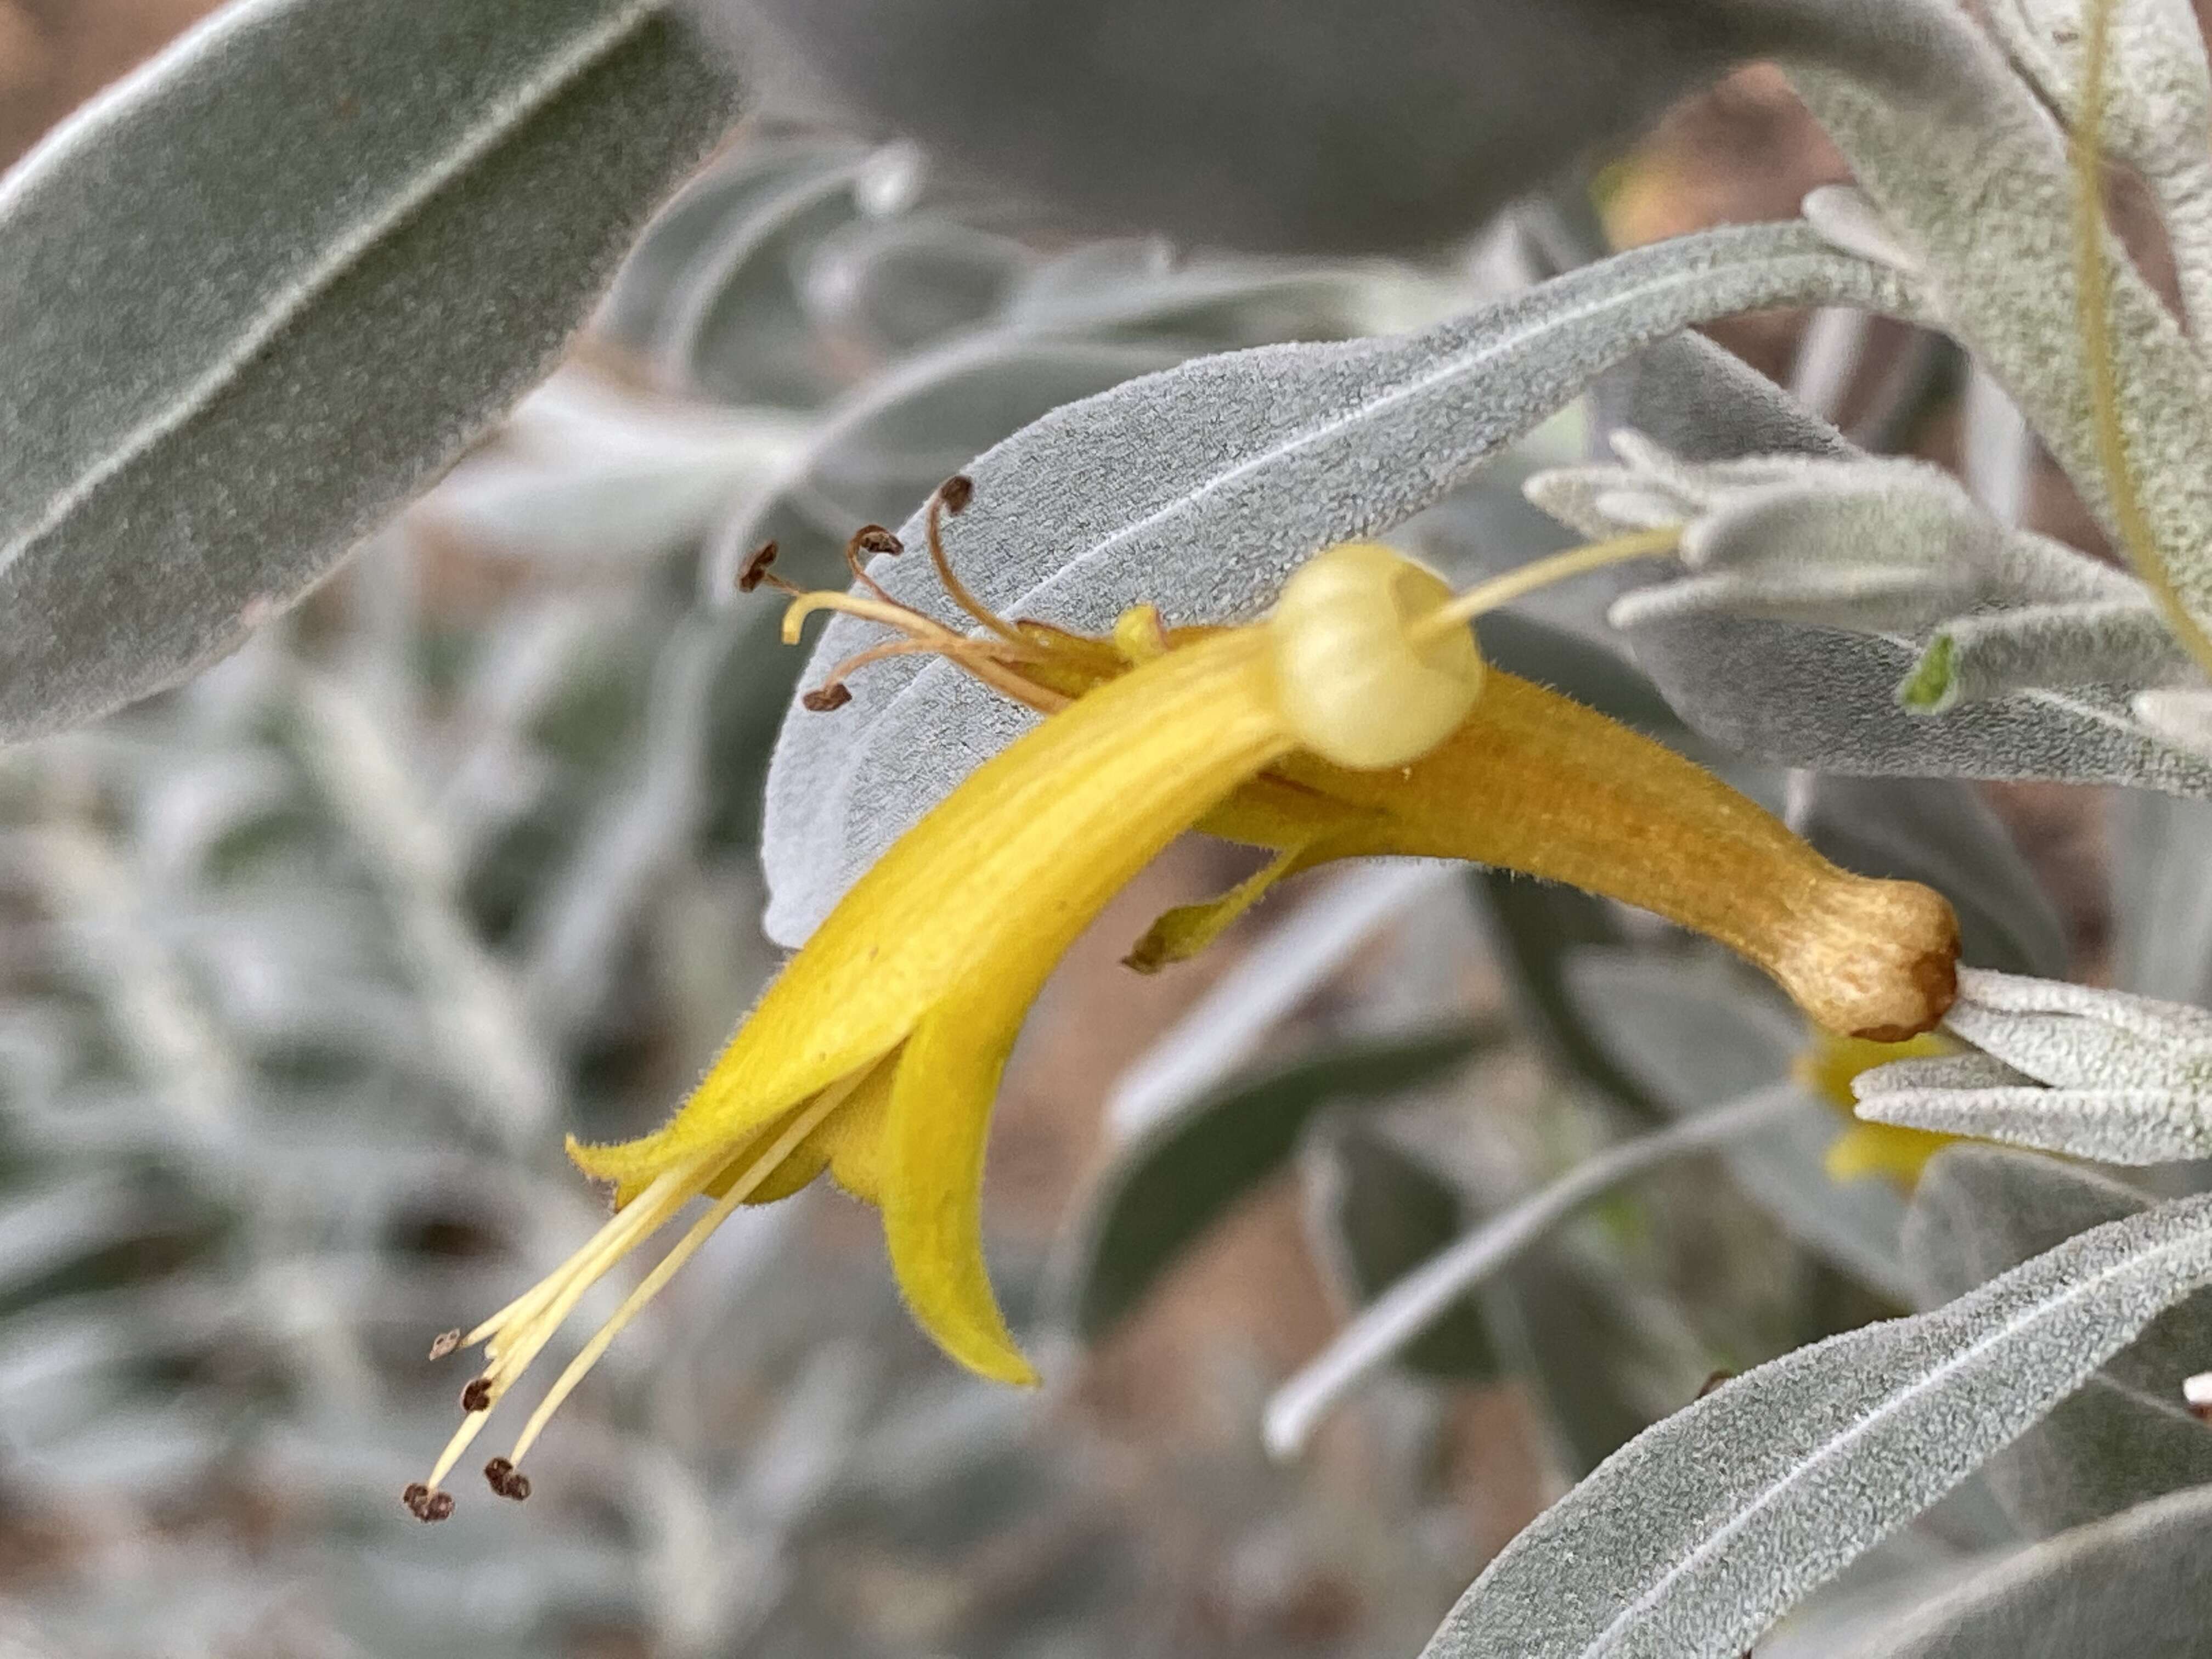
[852,525,904,558]
[938,474,975,514]
[484,1457,532,1502]
[802,684,854,713]
[427,1329,462,1361]
[737,540,780,592]
[2191,1401,2212,1426]
[402,1482,455,1522]
[1696,1370,1736,1401]
[460,1377,493,1413]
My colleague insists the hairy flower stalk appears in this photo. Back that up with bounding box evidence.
[407,481,1960,1519]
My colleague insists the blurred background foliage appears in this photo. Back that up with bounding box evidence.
[0,7,2160,1657]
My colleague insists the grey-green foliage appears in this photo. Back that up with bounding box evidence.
[1561,949,1917,1304]
[1420,1193,2212,1659]
[1532,433,2206,728]
[1582,338,2212,798]
[1857,969,2212,1164]
[702,0,1778,253]
[1985,0,2212,338]
[4,111,1553,1655]
[0,0,740,745]
[1904,1147,2212,1534]
[2114,792,2212,1006]
[1784,3,2212,640]
[1053,1022,1502,1344]
[1851,1483,2212,1658]
[759,222,1919,943]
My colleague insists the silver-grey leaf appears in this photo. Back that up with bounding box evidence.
[1859,1075,2212,1165]
[1573,338,2212,795]
[1901,600,2196,714]
[0,0,740,743]
[1786,7,2212,645]
[760,222,1919,944]
[1627,611,2212,799]
[1562,949,1916,1303]
[2132,686,2212,758]
[2112,791,2212,1005]
[1856,1483,2212,1658]
[1904,1146,2212,1534]
[1856,969,2212,1164]
[704,0,1785,253]
[1418,1190,2212,1659]
[1984,0,2212,340]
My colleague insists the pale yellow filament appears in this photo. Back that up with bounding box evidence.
[503,1082,855,1468]
[1415,528,1685,641]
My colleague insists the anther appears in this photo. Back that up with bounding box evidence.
[737,541,781,593]
[1696,1370,1736,1401]
[851,526,904,559]
[460,1377,494,1413]
[484,1457,533,1502]
[402,1482,455,1522]
[802,684,854,713]
[427,1329,462,1361]
[937,474,974,514]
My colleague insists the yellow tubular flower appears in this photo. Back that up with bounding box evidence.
[405,482,1960,1520]
[1795,1028,1960,1188]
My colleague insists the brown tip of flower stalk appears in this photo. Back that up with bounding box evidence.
[938,473,975,514]
[402,1482,455,1523]
[802,683,854,713]
[1782,877,1959,1043]
[460,1377,493,1413]
[483,1458,532,1502]
[736,540,780,592]
[851,524,904,558]
[427,1328,462,1361]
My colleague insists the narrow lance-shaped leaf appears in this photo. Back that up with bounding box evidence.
[1904,1147,2212,1534]
[761,222,1923,944]
[0,0,741,743]
[1857,968,2212,1165]
[701,0,1791,253]
[1419,1192,2212,1659]
[1053,1022,1502,1344]
[1587,336,2212,800]
[1852,1483,2212,1658]
[1783,1,2212,645]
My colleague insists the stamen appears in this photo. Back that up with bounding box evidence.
[460,1378,493,1413]
[499,1081,860,1471]
[1414,529,1684,640]
[1113,604,1169,664]
[803,636,1068,719]
[415,1155,721,1502]
[402,1481,455,1523]
[778,590,967,648]
[737,540,798,596]
[465,1153,720,1351]
[841,525,905,605]
[427,1329,462,1361]
[926,476,1028,649]
[483,1457,532,1502]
